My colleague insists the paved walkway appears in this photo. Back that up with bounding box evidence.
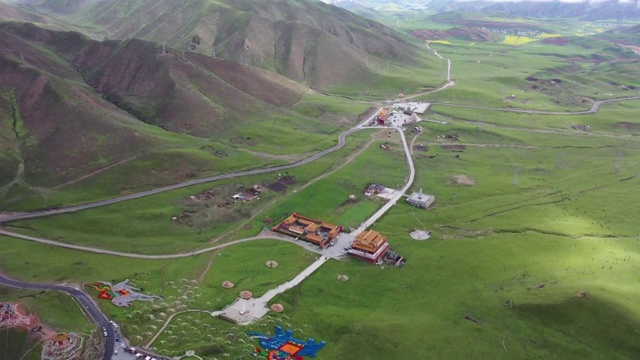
[217,126,417,324]
[218,257,329,324]
[351,127,415,235]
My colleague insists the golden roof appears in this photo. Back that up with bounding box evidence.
[352,230,387,253]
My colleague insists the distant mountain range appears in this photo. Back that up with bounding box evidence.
[322,0,640,20]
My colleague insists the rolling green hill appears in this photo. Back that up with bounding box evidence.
[0,22,362,208]
[15,0,430,90]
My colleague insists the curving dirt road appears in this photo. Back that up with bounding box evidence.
[432,96,640,115]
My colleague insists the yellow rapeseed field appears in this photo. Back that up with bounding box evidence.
[537,33,563,38]
[502,35,538,45]
[427,39,453,45]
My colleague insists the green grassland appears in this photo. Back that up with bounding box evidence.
[5,109,640,359]
[0,328,42,360]
[1,12,640,360]
[325,55,448,99]
[241,122,638,359]
[430,99,640,134]
[261,120,640,359]
[1,93,372,212]
[273,233,639,359]
[418,39,638,111]
[6,131,377,254]
[0,235,317,355]
[420,113,640,157]
[230,131,411,239]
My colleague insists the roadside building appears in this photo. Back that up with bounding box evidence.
[406,188,435,209]
[348,230,390,263]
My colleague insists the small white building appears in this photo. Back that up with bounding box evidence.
[406,188,435,209]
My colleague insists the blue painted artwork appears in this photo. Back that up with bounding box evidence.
[247,325,326,359]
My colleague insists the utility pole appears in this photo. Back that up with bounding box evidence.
[182,50,186,62]
[211,45,216,58]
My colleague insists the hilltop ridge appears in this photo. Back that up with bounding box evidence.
[14,0,425,89]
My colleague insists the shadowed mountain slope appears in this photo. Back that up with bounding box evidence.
[16,0,423,89]
[0,22,310,196]
[0,23,157,189]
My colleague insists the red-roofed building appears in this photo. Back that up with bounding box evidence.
[272,213,343,249]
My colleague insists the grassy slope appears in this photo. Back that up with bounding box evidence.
[4,117,640,358]
[279,234,639,359]
[0,24,274,206]
[6,113,640,358]
[266,122,640,359]
[7,131,374,253]
[18,0,440,93]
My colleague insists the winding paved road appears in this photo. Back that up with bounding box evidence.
[0,274,114,360]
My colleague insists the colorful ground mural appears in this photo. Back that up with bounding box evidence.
[88,279,161,307]
[247,325,326,360]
